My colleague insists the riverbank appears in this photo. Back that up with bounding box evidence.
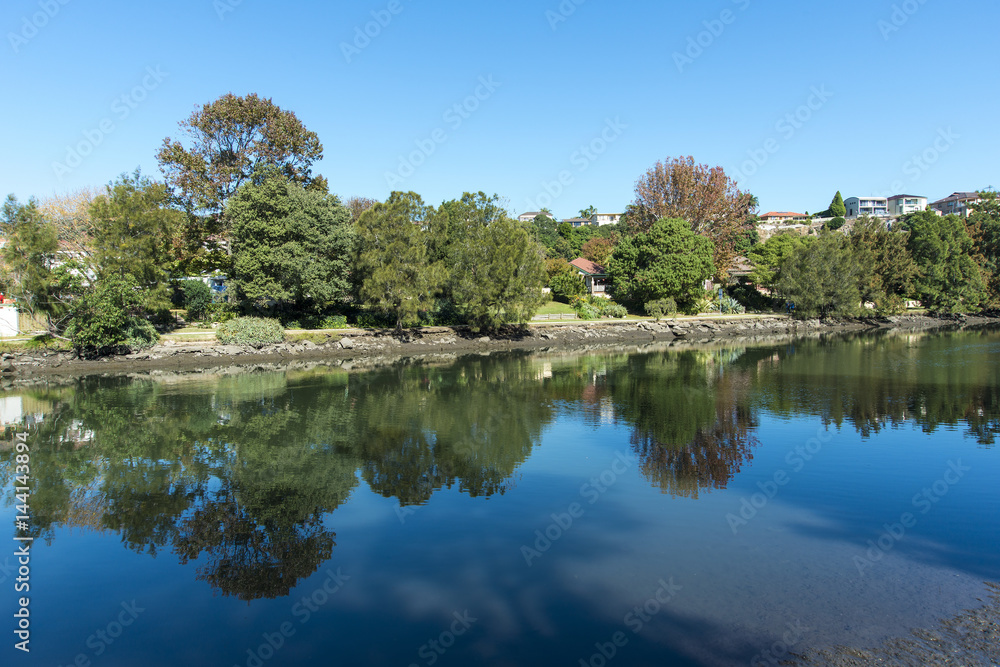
[6,312,999,383]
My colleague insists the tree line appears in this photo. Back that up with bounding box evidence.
[3,92,997,354]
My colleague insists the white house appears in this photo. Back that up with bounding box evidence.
[845,197,889,218]
[887,195,927,217]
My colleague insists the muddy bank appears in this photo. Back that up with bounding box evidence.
[6,312,999,383]
[791,582,1000,666]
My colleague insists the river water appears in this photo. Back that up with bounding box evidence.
[2,328,999,666]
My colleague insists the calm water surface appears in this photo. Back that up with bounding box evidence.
[2,328,999,666]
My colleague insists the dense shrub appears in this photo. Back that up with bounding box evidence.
[549,269,586,303]
[182,280,213,320]
[123,318,160,351]
[67,275,156,357]
[728,283,781,313]
[355,311,396,329]
[572,296,627,320]
[205,301,238,323]
[645,298,678,320]
[216,317,285,347]
[419,300,465,327]
[321,315,350,329]
[719,296,746,314]
[826,217,846,231]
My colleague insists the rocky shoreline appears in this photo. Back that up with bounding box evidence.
[6,312,999,384]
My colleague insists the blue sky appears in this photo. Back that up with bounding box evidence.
[2,0,997,219]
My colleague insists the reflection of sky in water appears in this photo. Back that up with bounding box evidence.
[2,331,999,666]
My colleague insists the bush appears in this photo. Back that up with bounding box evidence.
[826,217,846,231]
[719,296,746,315]
[419,300,465,327]
[205,301,238,323]
[182,280,213,320]
[320,315,350,329]
[645,298,677,320]
[355,311,396,329]
[728,283,781,313]
[67,275,152,357]
[216,317,285,348]
[572,296,627,320]
[123,318,160,351]
[550,269,586,303]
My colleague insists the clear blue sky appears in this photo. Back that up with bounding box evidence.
[2,0,997,219]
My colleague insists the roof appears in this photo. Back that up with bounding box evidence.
[519,212,542,217]
[570,258,607,275]
[728,256,754,276]
[760,211,806,218]
[563,217,592,223]
[932,192,980,204]
[887,194,926,200]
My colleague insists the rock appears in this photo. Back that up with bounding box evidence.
[1,365,15,374]
[301,340,317,349]
[478,336,490,343]
[340,338,355,350]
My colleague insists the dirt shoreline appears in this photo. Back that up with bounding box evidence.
[7,312,1000,384]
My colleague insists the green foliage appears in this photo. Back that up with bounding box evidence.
[645,298,678,320]
[848,216,917,314]
[607,217,715,311]
[89,170,179,311]
[549,264,586,302]
[777,232,862,318]
[66,274,156,356]
[727,283,780,313]
[830,191,847,218]
[418,300,465,327]
[156,93,325,233]
[216,317,285,347]
[443,196,547,331]
[718,296,746,314]
[228,176,355,312]
[356,192,446,329]
[355,311,397,329]
[906,211,984,313]
[572,296,627,320]
[825,216,846,231]
[967,191,1000,306]
[205,301,238,323]
[1,195,69,330]
[123,319,160,352]
[747,233,811,289]
[181,280,213,320]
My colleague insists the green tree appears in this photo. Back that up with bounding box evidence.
[548,264,585,302]
[579,205,597,219]
[228,176,354,313]
[447,215,547,331]
[848,216,917,314]
[830,191,847,218]
[157,93,325,257]
[906,211,984,313]
[747,233,811,290]
[355,192,446,329]
[89,171,180,312]
[966,191,1000,305]
[65,273,158,356]
[825,216,846,231]
[606,217,715,311]
[0,195,69,331]
[777,232,862,318]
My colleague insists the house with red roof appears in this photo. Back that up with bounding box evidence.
[759,211,807,223]
[570,258,610,297]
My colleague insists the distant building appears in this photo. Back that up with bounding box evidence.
[929,192,981,218]
[759,211,807,223]
[844,197,889,218]
[518,212,549,223]
[887,195,927,217]
[563,217,593,228]
[593,213,622,226]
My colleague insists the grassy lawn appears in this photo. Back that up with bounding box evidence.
[536,301,577,316]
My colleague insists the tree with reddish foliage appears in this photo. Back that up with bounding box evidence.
[344,196,378,224]
[581,236,615,267]
[626,156,757,277]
